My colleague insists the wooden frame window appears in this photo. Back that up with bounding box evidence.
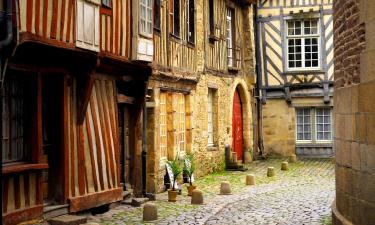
[1,76,30,164]
[316,108,332,141]
[186,0,195,44]
[170,0,180,37]
[209,0,214,36]
[176,93,185,153]
[286,19,320,70]
[160,93,168,159]
[296,108,312,141]
[226,7,235,67]
[207,89,214,147]
[154,0,161,31]
[102,0,111,8]
[140,0,153,36]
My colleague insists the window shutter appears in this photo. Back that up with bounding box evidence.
[76,0,100,52]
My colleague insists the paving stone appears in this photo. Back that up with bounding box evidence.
[48,215,87,225]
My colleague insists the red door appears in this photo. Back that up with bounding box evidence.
[232,90,243,161]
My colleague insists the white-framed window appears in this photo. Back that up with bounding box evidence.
[140,0,153,36]
[186,0,195,44]
[159,92,168,159]
[296,107,332,143]
[226,7,235,67]
[286,19,320,71]
[316,108,332,141]
[207,89,214,146]
[296,108,312,141]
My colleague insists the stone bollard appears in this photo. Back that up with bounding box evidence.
[267,167,275,177]
[281,161,289,171]
[191,189,204,205]
[220,181,232,195]
[289,154,297,163]
[143,202,158,222]
[246,174,255,185]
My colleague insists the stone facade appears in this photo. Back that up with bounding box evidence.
[332,0,375,224]
[146,0,255,193]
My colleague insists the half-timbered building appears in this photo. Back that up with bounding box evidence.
[255,0,334,158]
[1,0,151,224]
[145,0,256,193]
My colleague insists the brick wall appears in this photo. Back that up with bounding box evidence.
[333,0,375,225]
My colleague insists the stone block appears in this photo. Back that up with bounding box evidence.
[359,200,375,225]
[220,181,231,195]
[48,215,87,225]
[351,142,361,171]
[143,203,158,221]
[191,189,204,205]
[367,113,375,145]
[360,144,375,174]
[335,87,352,114]
[359,81,375,113]
[356,113,367,143]
[281,162,288,171]
[245,174,255,185]
[267,167,275,177]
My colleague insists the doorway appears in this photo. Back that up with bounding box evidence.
[232,89,243,162]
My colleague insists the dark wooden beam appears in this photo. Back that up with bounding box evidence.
[77,74,94,124]
[2,164,48,175]
[117,94,135,104]
[2,205,43,225]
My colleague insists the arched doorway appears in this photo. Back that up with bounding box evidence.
[232,89,243,161]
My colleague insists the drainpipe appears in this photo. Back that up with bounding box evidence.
[141,101,147,196]
[253,4,264,157]
[0,0,13,50]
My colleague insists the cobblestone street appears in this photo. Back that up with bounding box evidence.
[89,159,335,225]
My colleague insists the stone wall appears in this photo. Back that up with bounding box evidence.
[333,0,375,224]
[262,99,296,157]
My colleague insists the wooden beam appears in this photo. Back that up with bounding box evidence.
[68,188,123,212]
[2,205,43,225]
[117,94,135,104]
[77,75,94,124]
[2,164,49,175]
[62,76,70,202]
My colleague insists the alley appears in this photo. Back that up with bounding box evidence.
[90,159,335,225]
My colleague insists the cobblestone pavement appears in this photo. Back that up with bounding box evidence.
[90,158,335,225]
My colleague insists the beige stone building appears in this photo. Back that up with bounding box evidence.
[332,0,375,224]
[255,0,334,158]
[146,0,256,193]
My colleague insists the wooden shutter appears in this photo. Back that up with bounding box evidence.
[76,0,100,52]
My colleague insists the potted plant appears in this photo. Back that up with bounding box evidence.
[183,153,196,196]
[166,157,182,202]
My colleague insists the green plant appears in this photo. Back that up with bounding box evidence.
[183,153,196,185]
[167,156,182,191]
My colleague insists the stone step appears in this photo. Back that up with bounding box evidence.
[122,190,133,200]
[43,204,70,220]
[48,215,87,225]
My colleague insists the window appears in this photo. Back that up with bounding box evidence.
[286,19,320,70]
[296,108,311,141]
[176,93,185,152]
[140,0,153,36]
[1,77,29,164]
[154,0,161,31]
[207,89,214,146]
[296,108,332,143]
[186,0,195,44]
[209,0,214,35]
[316,108,332,141]
[160,93,167,158]
[170,0,180,37]
[102,0,111,8]
[226,8,235,67]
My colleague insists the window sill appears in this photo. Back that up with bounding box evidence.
[170,33,181,41]
[296,142,333,148]
[207,146,218,151]
[285,69,324,75]
[2,163,49,175]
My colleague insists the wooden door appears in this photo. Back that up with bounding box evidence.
[118,105,133,190]
[232,90,243,161]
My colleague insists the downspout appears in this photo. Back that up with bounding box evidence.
[253,4,264,157]
[141,95,147,196]
[0,0,13,50]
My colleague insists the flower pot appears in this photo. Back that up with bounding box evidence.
[187,185,197,196]
[168,190,178,202]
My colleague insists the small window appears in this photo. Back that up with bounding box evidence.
[170,0,180,37]
[154,0,161,31]
[160,93,167,158]
[296,108,311,141]
[1,76,30,164]
[286,19,320,70]
[207,89,214,146]
[186,0,195,44]
[140,0,153,36]
[102,0,111,8]
[316,108,332,141]
[226,7,235,67]
[209,0,214,35]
